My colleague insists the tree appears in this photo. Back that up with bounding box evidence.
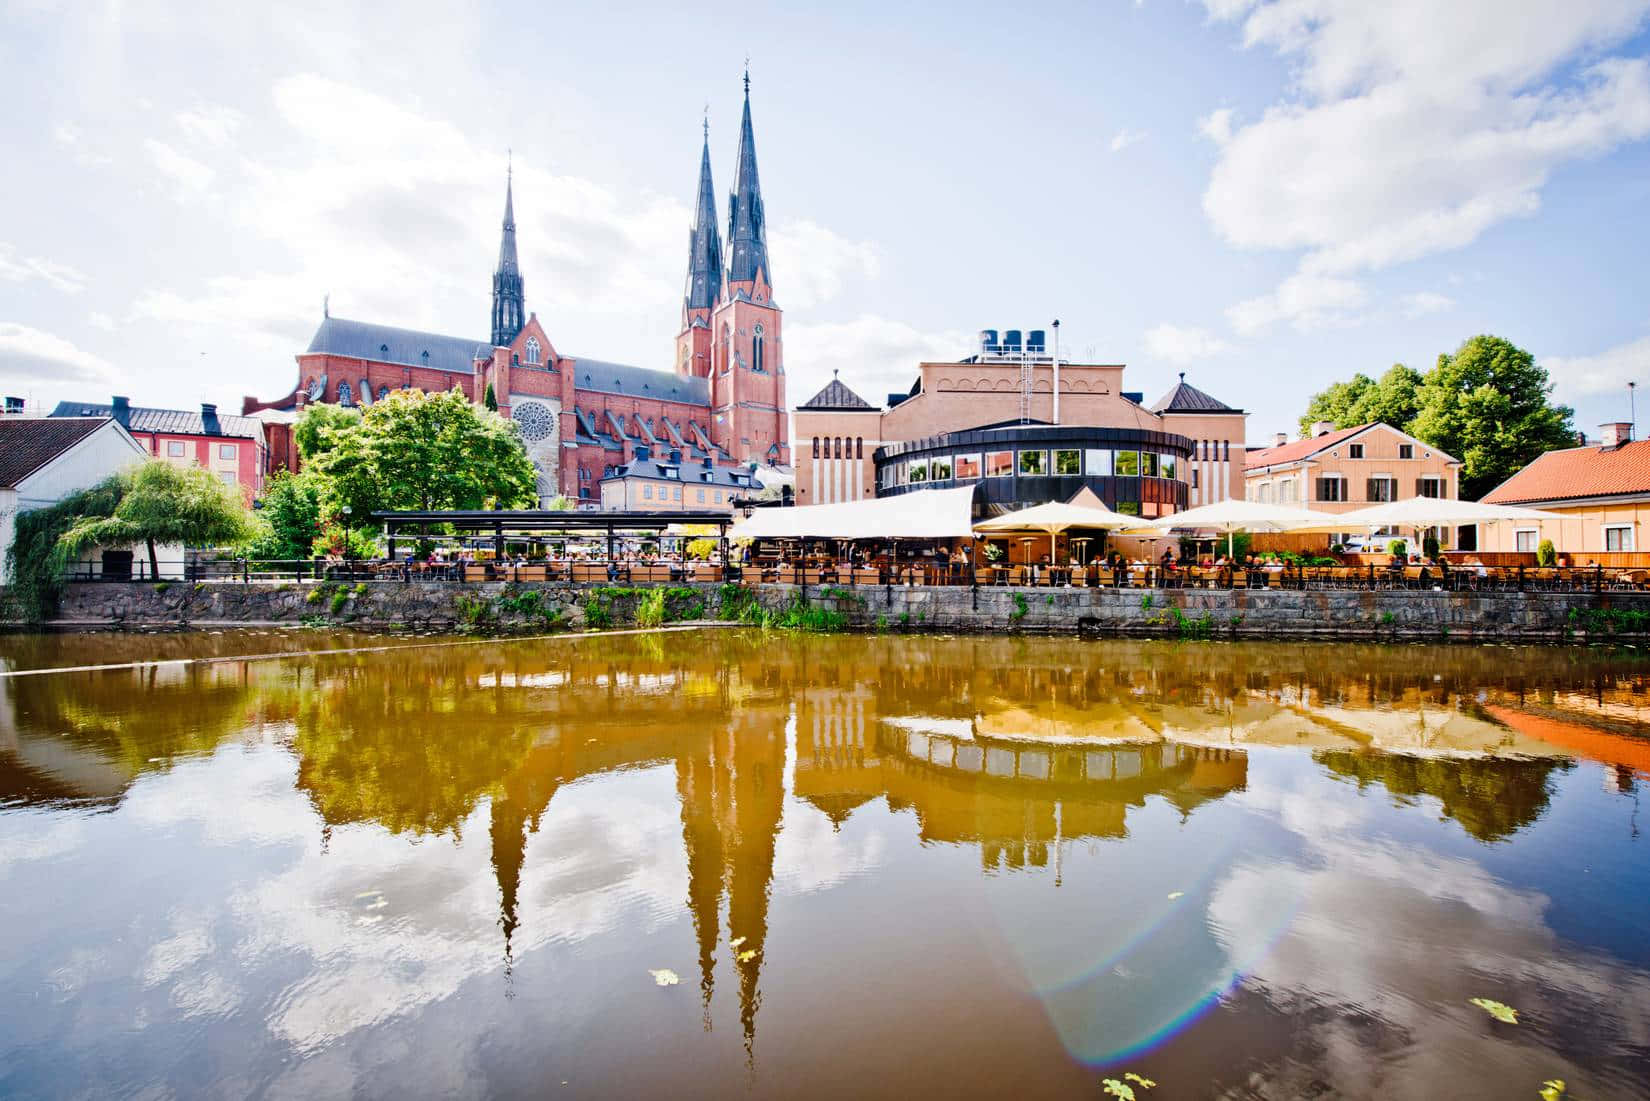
[7,475,126,620]
[1409,335,1575,499]
[483,381,498,412]
[294,402,361,462]
[244,469,323,560]
[1298,363,1422,437]
[310,387,537,519]
[55,460,256,577]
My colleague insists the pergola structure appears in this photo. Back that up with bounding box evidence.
[373,509,733,560]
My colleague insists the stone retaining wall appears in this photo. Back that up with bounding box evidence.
[21,579,1650,642]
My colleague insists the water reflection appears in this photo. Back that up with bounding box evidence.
[0,632,1648,1098]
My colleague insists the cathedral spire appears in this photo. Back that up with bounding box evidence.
[491,163,525,347]
[683,117,724,315]
[725,69,770,292]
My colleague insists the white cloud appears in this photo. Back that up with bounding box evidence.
[1399,290,1455,318]
[175,105,243,146]
[0,323,116,385]
[1226,271,1369,335]
[1108,128,1147,153]
[1143,323,1233,363]
[784,315,971,411]
[1200,0,1650,331]
[0,243,87,293]
[143,138,216,197]
[1547,332,1650,398]
[768,218,882,310]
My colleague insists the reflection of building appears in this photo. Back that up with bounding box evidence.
[243,74,789,502]
[793,341,1249,518]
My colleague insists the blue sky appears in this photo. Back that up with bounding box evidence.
[3,0,1648,442]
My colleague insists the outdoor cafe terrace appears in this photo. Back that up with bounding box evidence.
[54,493,1650,594]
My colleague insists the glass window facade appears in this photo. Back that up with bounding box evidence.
[1018,450,1048,476]
[955,453,982,480]
[930,456,953,481]
[908,459,928,483]
[1054,449,1080,475]
[1114,451,1139,476]
[986,451,1014,477]
[1085,449,1111,477]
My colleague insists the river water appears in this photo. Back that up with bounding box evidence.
[2,629,1648,1099]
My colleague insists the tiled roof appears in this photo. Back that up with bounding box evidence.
[1245,424,1367,469]
[306,316,490,374]
[571,358,709,407]
[605,456,757,490]
[0,417,111,488]
[50,401,263,439]
[799,376,875,411]
[1483,441,1650,504]
[1150,376,1241,414]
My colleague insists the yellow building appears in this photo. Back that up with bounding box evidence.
[1480,423,1650,555]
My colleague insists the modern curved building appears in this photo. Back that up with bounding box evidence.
[792,330,1247,518]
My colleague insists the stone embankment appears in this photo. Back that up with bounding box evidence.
[18,579,1650,642]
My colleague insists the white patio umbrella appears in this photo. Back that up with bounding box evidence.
[973,497,1135,561]
[1143,499,1325,559]
[1287,496,1564,538]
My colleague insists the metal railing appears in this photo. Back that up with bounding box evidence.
[57,559,1643,593]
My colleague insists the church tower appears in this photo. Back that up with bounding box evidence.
[491,167,525,348]
[709,71,788,466]
[676,120,723,382]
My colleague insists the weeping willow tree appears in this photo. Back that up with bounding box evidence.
[6,475,128,621]
[54,460,255,579]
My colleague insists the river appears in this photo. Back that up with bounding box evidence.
[2,629,1648,1099]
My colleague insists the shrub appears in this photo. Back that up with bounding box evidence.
[1386,539,1408,558]
[1537,539,1557,567]
[1422,532,1440,560]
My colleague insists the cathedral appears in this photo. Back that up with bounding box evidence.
[245,73,790,507]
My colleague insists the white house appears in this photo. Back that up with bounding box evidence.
[0,416,149,578]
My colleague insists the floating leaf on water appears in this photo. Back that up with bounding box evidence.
[1100,1080,1135,1100]
[648,969,680,987]
[1166,892,1184,901]
[1539,1080,1566,1101]
[1470,997,1518,1024]
[737,950,757,963]
[1124,1072,1157,1088]
[729,936,746,948]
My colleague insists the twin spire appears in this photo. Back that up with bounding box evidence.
[683,69,770,317]
[490,72,769,348]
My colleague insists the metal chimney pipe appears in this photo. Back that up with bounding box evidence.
[1052,319,1061,425]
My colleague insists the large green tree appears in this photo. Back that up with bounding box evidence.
[293,402,361,462]
[1298,363,1423,437]
[244,469,323,560]
[1410,335,1576,499]
[55,460,256,577]
[310,387,537,518]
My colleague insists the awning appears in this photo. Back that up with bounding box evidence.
[729,485,978,540]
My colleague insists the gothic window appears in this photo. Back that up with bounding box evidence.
[377,386,390,401]
[752,324,765,373]
[513,401,554,442]
[812,437,819,458]
[336,381,353,407]
[856,437,863,459]
[525,337,540,365]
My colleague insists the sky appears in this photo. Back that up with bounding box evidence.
[2,0,1649,443]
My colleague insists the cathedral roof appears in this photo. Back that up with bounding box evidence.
[1149,374,1242,414]
[572,359,710,407]
[306,317,491,374]
[799,376,875,411]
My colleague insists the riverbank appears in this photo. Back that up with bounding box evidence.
[12,579,1650,642]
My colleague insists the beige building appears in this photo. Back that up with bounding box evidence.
[1479,423,1650,554]
[1245,422,1460,516]
[597,446,760,513]
[793,329,1247,516]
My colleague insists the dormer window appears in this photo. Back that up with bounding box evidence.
[525,337,540,365]
[752,324,765,374]
[379,343,389,358]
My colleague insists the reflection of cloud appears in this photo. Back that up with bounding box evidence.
[773,801,887,893]
[1207,775,1650,1096]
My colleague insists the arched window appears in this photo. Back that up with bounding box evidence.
[377,385,390,401]
[336,381,353,407]
[856,437,863,459]
[752,324,764,373]
[812,437,820,458]
[834,437,843,459]
[525,337,540,365]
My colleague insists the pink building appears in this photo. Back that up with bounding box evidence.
[49,396,265,501]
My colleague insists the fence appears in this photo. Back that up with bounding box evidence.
[58,557,1650,594]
